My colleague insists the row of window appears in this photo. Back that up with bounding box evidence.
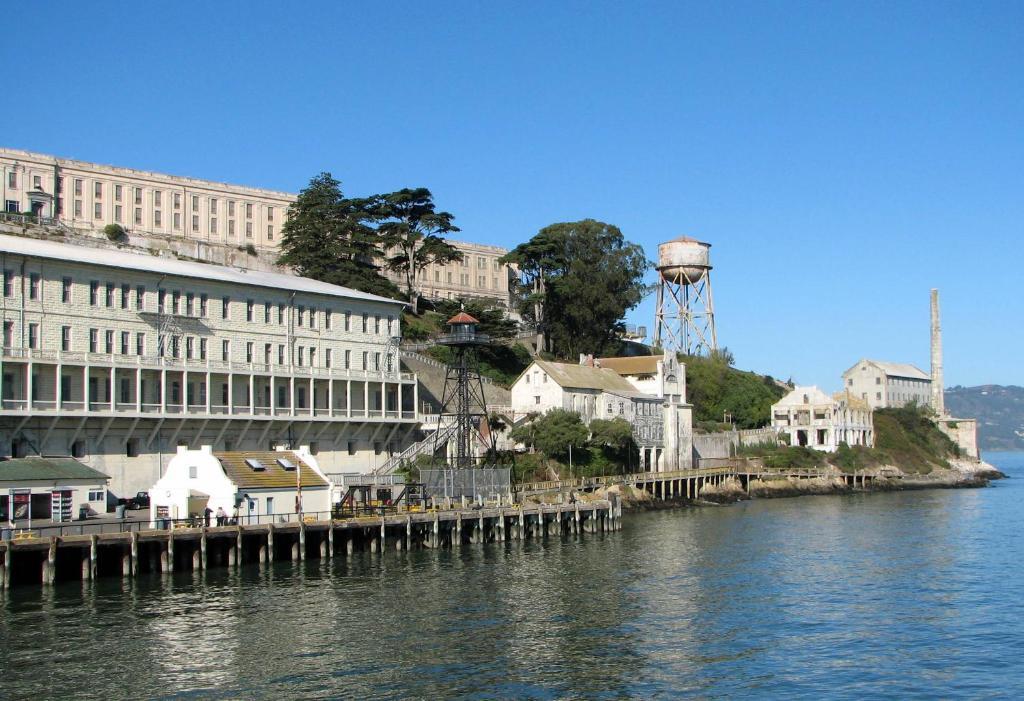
[421,269,502,289]
[2,272,393,335]
[63,181,274,220]
[1,320,391,371]
[70,201,272,239]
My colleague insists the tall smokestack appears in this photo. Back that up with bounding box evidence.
[930,288,944,416]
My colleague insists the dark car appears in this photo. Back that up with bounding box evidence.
[126,492,150,510]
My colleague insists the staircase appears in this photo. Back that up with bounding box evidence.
[374,422,459,476]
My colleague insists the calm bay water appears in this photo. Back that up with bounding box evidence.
[2,453,1023,699]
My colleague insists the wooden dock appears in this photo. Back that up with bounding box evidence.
[514,457,877,500]
[0,499,619,589]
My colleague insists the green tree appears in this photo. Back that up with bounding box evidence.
[371,188,463,314]
[277,173,400,298]
[684,352,784,429]
[433,297,518,341]
[509,409,589,463]
[588,417,637,473]
[501,219,649,359]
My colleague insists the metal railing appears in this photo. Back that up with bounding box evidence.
[0,347,416,383]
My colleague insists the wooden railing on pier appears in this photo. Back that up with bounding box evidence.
[512,458,839,496]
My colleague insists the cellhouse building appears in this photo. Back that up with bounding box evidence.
[0,233,419,501]
[0,147,516,311]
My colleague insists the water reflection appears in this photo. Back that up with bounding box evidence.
[2,454,1023,699]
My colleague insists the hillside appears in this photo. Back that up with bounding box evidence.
[683,353,787,430]
[945,385,1024,452]
[740,406,961,474]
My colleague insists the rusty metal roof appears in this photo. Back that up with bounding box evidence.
[595,356,661,376]
[214,451,328,489]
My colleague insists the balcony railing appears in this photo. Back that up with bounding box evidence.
[0,398,418,421]
[0,348,416,382]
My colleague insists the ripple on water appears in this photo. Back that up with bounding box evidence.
[2,452,1023,699]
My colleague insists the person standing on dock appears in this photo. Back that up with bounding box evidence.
[215,506,226,526]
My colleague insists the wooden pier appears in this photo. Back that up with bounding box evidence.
[0,499,619,589]
[514,458,878,500]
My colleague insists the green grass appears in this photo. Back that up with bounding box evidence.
[870,406,960,474]
[737,443,829,469]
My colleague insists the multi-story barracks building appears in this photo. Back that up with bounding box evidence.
[0,233,418,500]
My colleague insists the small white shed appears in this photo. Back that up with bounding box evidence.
[149,446,331,524]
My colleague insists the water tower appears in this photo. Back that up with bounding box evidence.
[653,237,718,356]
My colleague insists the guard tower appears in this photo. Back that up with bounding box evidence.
[433,311,494,468]
[653,236,718,356]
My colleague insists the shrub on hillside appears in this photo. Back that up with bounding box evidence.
[104,223,127,243]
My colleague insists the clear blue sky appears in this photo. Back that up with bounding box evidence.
[5,1,1021,390]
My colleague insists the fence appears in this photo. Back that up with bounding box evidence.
[420,468,511,501]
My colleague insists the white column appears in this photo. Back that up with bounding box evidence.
[109,367,115,412]
[346,380,352,417]
[206,371,212,414]
[84,365,90,411]
[26,362,33,410]
[249,373,255,414]
[270,375,276,415]
[289,376,295,417]
[55,364,62,409]
[328,379,334,418]
[228,373,234,414]
[135,367,142,412]
[160,368,167,413]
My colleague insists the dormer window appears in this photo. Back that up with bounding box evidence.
[245,458,266,471]
[276,458,296,471]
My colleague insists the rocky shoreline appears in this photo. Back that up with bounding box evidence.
[604,459,1006,511]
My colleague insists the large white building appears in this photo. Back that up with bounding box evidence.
[509,354,693,470]
[0,147,514,309]
[771,386,874,452]
[842,359,932,410]
[0,233,418,501]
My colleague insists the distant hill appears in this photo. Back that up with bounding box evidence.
[945,385,1024,452]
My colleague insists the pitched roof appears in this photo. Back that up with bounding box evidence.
[0,457,109,482]
[532,359,645,394]
[447,311,479,325]
[844,359,930,381]
[0,234,403,306]
[214,451,328,489]
[596,355,661,375]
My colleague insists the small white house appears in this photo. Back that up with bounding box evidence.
[772,386,874,452]
[149,446,331,524]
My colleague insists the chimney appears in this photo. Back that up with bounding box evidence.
[930,288,944,416]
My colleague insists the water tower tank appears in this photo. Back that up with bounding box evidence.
[658,237,711,285]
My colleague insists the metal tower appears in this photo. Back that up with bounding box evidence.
[433,311,494,468]
[653,237,718,355]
